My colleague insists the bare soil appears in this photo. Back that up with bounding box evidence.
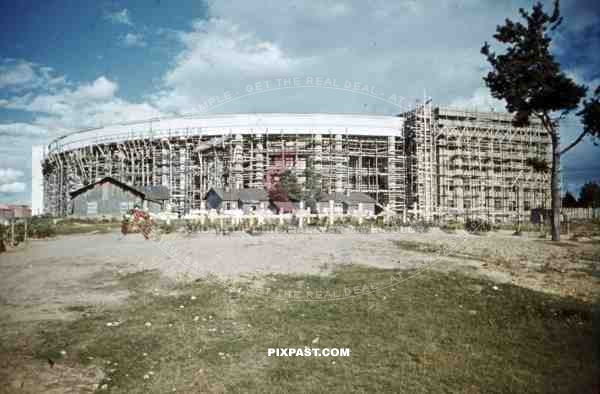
[0,229,598,392]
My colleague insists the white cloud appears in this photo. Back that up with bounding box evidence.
[0,168,24,184]
[0,182,26,193]
[0,59,68,91]
[0,123,47,137]
[0,61,36,88]
[122,33,146,47]
[449,87,506,112]
[105,9,133,26]
[1,76,119,115]
[152,18,316,113]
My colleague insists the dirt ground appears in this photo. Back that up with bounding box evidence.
[1,229,598,321]
[0,229,598,392]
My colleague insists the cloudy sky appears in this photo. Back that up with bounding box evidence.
[0,0,598,204]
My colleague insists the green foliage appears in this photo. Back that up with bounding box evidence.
[562,191,578,208]
[279,170,303,202]
[302,158,322,213]
[578,86,600,146]
[466,218,492,233]
[481,1,586,126]
[441,220,463,233]
[578,181,600,208]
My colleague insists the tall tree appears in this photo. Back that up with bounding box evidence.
[578,181,600,208]
[302,158,322,213]
[562,191,577,208]
[280,170,303,202]
[481,0,599,241]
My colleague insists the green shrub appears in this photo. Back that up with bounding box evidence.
[465,218,492,233]
[441,220,463,233]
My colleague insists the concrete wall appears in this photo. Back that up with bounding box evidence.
[70,182,142,217]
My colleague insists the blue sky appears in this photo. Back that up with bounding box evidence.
[0,0,598,204]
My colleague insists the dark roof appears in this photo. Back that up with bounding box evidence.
[207,187,240,201]
[239,188,269,202]
[69,176,144,199]
[206,187,269,202]
[318,191,376,204]
[142,185,170,201]
[69,176,170,201]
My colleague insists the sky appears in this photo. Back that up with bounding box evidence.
[0,0,598,204]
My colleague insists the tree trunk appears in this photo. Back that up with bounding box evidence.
[550,133,561,241]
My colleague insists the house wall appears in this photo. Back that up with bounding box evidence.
[345,202,375,216]
[317,201,344,214]
[240,201,269,213]
[144,200,163,214]
[70,182,142,217]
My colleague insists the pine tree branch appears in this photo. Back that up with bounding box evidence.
[560,129,589,156]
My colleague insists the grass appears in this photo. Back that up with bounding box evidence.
[2,265,596,393]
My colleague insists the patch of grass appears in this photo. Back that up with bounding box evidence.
[4,267,596,393]
[393,240,441,254]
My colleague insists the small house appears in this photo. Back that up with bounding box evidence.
[205,187,241,211]
[69,177,170,217]
[205,187,271,213]
[239,188,270,213]
[317,191,376,215]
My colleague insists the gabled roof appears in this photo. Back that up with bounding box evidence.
[69,176,170,201]
[206,187,269,202]
[69,176,144,199]
[239,188,269,202]
[318,191,376,205]
[142,185,170,201]
[206,187,240,201]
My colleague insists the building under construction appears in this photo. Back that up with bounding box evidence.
[33,104,551,221]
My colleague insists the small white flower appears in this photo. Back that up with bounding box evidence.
[193,316,200,322]
[143,374,150,380]
[145,322,152,327]
[149,371,155,375]
[106,322,113,327]
[60,350,67,356]
[190,296,197,300]
[218,352,224,356]
[142,352,148,357]
[179,305,185,309]
[100,383,108,390]
[331,361,336,365]
[312,337,319,344]
[492,286,499,291]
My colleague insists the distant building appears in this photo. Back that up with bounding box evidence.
[205,187,270,213]
[317,191,377,215]
[0,204,32,223]
[68,177,169,217]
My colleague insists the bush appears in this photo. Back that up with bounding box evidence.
[465,218,492,233]
[441,220,463,233]
[412,220,433,233]
[30,221,57,238]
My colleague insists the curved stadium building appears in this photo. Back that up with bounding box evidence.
[34,105,552,221]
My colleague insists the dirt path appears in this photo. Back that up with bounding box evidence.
[1,230,598,324]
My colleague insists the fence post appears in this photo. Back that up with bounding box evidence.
[10,219,15,246]
[24,219,28,242]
